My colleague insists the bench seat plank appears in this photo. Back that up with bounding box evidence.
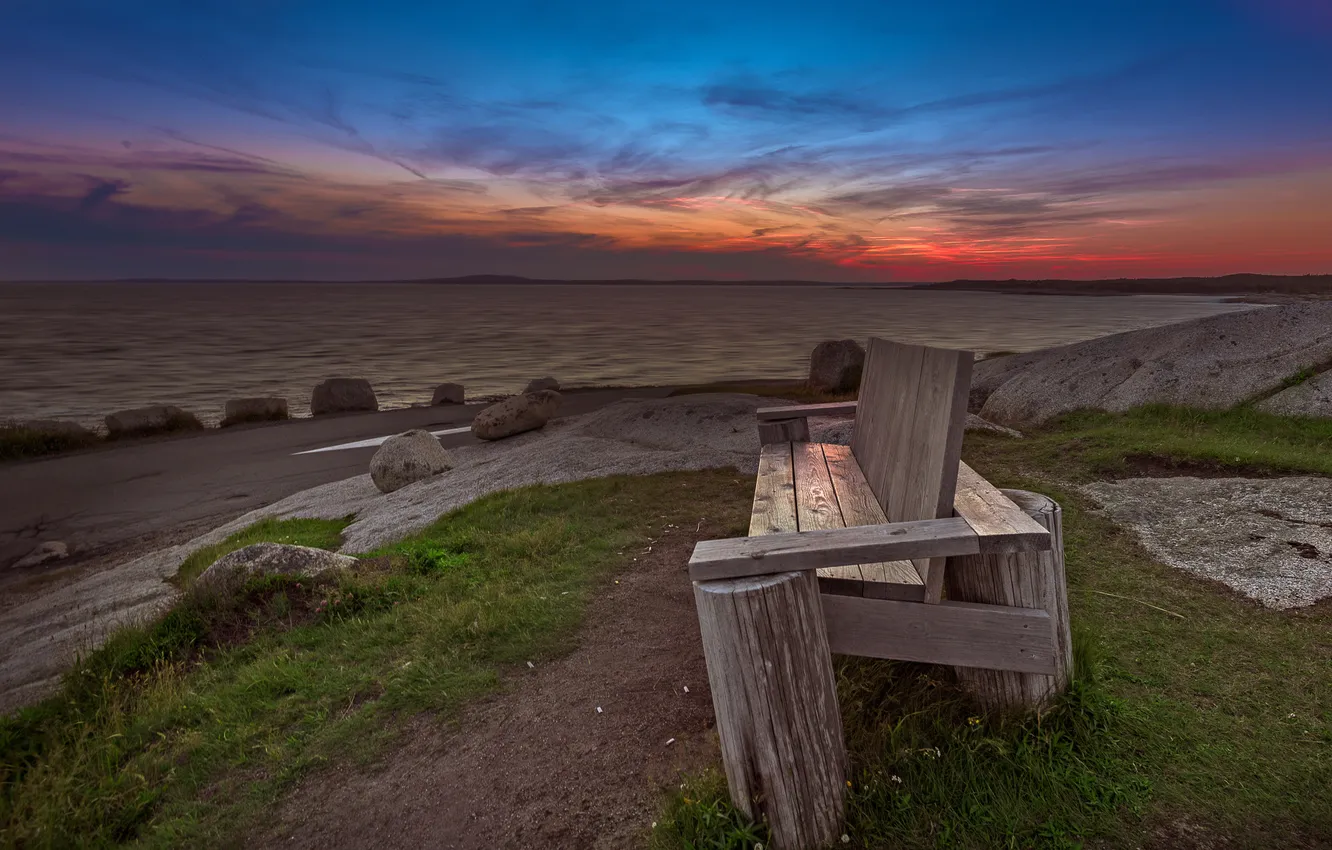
[750,441,799,537]
[791,442,866,592]
[822,444,924,600]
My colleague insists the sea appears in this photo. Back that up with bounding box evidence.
[0,282,1253,428]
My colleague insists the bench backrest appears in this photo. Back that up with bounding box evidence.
[850,336,973,535]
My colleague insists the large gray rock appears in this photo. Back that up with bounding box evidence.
[369,430,454,493]
[221,397,289,427]
[809,339,865,392]
[1257,371,1332,418]
[310,378,378,415]
[431,383,465,405]
[976,304,1332,427]
[13,541,69,569]
[104,405,203,437]
[197,542,357,588]
[471,390,561,440]
[1083,476,1332,609]
[524,376,561,393]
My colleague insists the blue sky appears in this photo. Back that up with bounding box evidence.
[2,0,1330,280]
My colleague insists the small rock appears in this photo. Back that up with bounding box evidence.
[809,340,865,393]
[13,541,69,569]
[965,413,1024,438]
[310,378,378,415]
[431,383,466,405]
[197,542,357,588]
[524,376,561,393]
[369,430,454,493]
[471,390,562,440]
[104,405,203,438]
[221,397,289,427]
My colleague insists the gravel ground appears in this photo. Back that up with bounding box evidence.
[0,394,770,713]
[1082,476,1332,609]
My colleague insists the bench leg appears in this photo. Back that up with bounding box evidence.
[694,570,847,848]
[944,490,1073,713]
[757,417,810,445]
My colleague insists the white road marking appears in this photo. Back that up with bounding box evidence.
[294,425,473,455]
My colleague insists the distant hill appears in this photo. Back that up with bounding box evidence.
[909,273,1332,297]
[7,273,1329,297]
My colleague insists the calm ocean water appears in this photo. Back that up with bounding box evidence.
[0,282,1251,428]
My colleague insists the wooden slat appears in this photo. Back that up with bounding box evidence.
[847,339,973,603]
[756,401,859,421]
[953,461,1051,554]
[792,443,865,593]
[821,594,1057,674]
[689,517,980,581]
[822,443,922,593]
[750,443,798,536]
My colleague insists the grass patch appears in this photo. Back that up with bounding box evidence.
[660,405,1331,849]
[982,404,1332,480]
[172,516,352,586]
[0,470,751,848]
[0,422,100,462]
[672,381,856,404]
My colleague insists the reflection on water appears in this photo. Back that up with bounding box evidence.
[0,283,1252,427]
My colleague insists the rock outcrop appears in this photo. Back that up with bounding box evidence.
[221,397,289,427]
[431,383,465,405]
[972,303,1332,426]
[310,378,378,415]
[1257,371,1332,418]
[524,376,561,393]
[471,390,562,440]
[369,430,454,493]
[104,405,203,437]
[197,542,357,588]
[1083,476,1332,609]
[808,339,865,393]
[13,541,69,569]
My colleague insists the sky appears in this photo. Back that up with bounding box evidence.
[2,0,1331,282]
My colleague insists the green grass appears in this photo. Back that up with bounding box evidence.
[986,404,1332,480]
[0,470,749,849]
[172,516,352,586]
[0,422,100,462]
[659,405,1332,849]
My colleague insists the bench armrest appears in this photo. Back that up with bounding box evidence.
[690,516,979,582]
[755,400,858,421]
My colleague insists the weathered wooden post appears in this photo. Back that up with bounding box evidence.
[694,569,847,849]
[945,490,1073,712]
[758,417,811,445]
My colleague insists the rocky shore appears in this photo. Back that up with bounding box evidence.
[6,304,1332,711]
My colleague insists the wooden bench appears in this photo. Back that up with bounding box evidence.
[688,338,1072,849]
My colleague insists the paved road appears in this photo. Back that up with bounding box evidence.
[0,388,671,580]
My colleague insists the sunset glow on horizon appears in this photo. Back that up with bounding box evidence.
[3,0,1331,282]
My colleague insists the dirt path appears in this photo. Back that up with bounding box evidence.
[262,515,728,849]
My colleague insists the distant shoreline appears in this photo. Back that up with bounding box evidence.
[2,272,1329,299]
